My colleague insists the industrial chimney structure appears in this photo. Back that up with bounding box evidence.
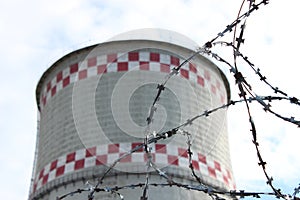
[29,29,235,200]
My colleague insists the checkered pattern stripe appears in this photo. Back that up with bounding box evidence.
[39,51,226,110]
[32,143,235,193]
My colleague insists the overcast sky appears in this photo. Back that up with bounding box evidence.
[1,0,300,199]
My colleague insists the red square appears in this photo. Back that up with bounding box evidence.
[66,152,75,163]
[192,160,199,171]
[189,63,197,73]
[97,65,107,74]
[78,70,87,80]
[171,56,179,66]
[198,153,206,164]
[56,71,63,82]
[62,77,70,88]
[86,147,96,157]
[56,166,65,177]
[42,174,48,185]
[178,148,188,158]
[33,183,37,193]
[108,144,119,153]
[96,155,107,165]
[167,155,178,166]
[129,52,139,61]
[88,57,97,67]
[39,169,44,179]
[107,54,117,62]
[51,86,56,96]
[74,159,85,170]
[226,169,231,179]
[132,143,143,152]
[204,70,211,80]
[216,81,221,89]
[70,63,78,74]
[214,161,221,171]
[46,82,51,92]
[117,62,128,71]
[150,52,160,62]
[50,160,58,171]
[155,144,166,153]
[120,153,132,163]
[180,69,189,79]
[160,64,170,73]
[139,62,149,70]
[223,175,229,185]
[42,96,46,105]
[211,85,216,94]
[197,76,204,87]
[208,166,216,178]
[221,95,225,104]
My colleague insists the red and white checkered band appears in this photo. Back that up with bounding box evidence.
[32,143,235,193]
[39,51,227,110]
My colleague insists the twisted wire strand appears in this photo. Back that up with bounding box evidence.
[56,1,300,199]
[57,95,294,200]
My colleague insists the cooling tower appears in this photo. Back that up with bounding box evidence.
[29,29,234,200]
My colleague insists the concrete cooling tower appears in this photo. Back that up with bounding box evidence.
[29,28,235,200]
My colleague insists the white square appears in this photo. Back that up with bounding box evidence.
[131,152,144,162]
[119,143,131,153]
[180,61,189,70]
[190,149,198,161]
[149,62,160,72]
[97,55,107,65]
[78,60,88,70]
[64,162,75,173]
[206,159,214,168]
[43,163,51,175]
[46,91,51,101]
[36,179,43,189]
[178,157,189,168]
[56,81,63,92]
[75,149,85,160]
[128,61,139,71]
[218,164,225,174]
[51,78,56,88]
[197,67,205,77]
[189,72,197,83]
[48,170,56,182]
[87,67,97,77]
[96,144,108,155]
[107,153,119,164]
[106,63,117,72]
[62,68,70,79]
[155,154,168,165]
[216,170,223,182]
[139,52,150,61]
[117,52,128,62]
[41,87,47,96]
[199,163,208,176]
[69,73,78,83]
[57,156,66,167]
[85,157,96,168]
[160,54,170,64]
[166,145,178,156]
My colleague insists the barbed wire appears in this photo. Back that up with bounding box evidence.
[205,49,300,127]
[56,124,282,200]
[58,181,279,200]
[54,0,300,199]
[56,95,296,200]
